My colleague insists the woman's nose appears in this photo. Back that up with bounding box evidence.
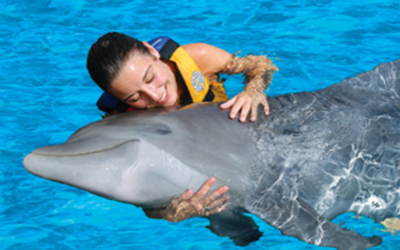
[141,83,160,101]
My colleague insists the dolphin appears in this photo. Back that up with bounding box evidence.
[24,59,400,249]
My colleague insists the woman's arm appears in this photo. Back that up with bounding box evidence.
[143,177,230,222]
[183,43,278,122]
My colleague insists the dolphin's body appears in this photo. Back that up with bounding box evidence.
[24,59,400,249]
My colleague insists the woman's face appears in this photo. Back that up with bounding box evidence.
[110,43,179,109]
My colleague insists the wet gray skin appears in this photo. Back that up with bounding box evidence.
[24,59,400,249]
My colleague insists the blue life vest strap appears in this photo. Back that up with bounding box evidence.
[96,92,130,114]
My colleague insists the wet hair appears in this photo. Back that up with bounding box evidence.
[86,32,150,93]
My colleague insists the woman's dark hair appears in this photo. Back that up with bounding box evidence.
[86,32,150,92]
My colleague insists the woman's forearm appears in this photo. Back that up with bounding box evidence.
[219,54,279,91]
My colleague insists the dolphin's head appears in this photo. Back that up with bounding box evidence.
[23,104,255,207]
[23,119,198,207]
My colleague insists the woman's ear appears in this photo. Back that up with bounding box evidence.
[142,41,160,59]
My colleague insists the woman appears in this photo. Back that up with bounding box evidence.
[86,32,278,221]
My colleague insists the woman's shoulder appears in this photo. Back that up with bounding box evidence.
[181,43,232,76]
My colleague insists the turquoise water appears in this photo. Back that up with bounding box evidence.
[1,0,400,249]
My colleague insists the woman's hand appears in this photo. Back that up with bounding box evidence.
[220,87,270,123]
[161,177,230,222]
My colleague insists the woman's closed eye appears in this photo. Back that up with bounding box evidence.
[146,67,155,83]
[124,92,140,103]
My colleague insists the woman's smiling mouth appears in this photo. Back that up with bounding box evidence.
[155,87,168,105]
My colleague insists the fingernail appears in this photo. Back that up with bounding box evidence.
[183,191,191,199]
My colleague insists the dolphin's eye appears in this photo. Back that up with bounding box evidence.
[155,125,172,135]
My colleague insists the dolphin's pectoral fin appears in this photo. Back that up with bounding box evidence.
[206,209,262,246]
[246,193,382,250]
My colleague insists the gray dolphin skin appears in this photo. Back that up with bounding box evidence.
[24,59,400,249]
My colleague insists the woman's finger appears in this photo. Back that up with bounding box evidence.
[229,95,246,119]
[239,99,251,123]
[205,204,228,216]
[205,194,230,211]
[261,97,270,115]
[192,177,216,201]
[250,102,258,122]
[207,185,229,201]
[181,189,194,200]
[220,96,237,109]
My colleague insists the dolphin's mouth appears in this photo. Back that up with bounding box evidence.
[30,139,141,157]
[23,139,141,182]
[23,139,147,205]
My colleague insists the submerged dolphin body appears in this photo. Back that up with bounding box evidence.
[24,59,400,249]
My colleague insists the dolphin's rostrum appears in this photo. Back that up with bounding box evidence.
[24,59,400,249]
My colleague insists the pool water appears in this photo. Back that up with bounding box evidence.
[1,0,400,249]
